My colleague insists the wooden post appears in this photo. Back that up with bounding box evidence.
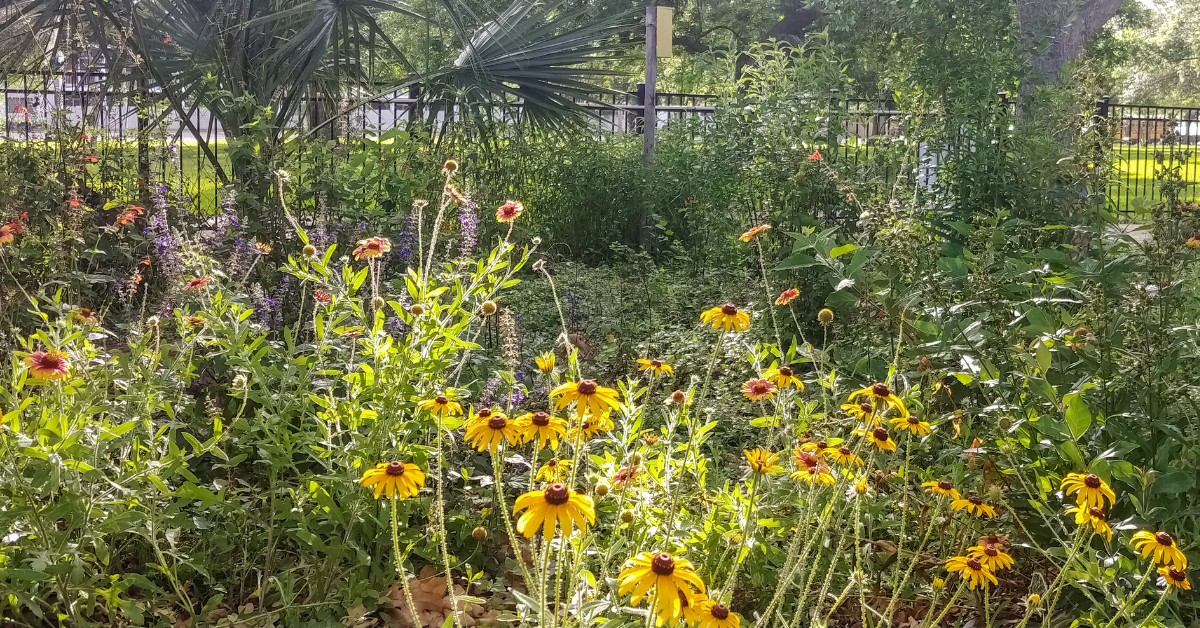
[644,4,657,164]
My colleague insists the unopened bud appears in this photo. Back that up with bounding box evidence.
[481,301,498,316]
[620,510,634,523]
[471,526,488,541]
[595,483,610,497]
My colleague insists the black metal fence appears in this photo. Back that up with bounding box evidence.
[2,72,1197,214]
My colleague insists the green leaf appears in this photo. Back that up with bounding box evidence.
[1035,343,1051,373]
[829,243,859,259]
[1063,393,1092,440]
[776,253,817,270]
[1156,471,1195,494]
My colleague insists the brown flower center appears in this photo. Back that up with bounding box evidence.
[577,380,597,395]
[544,483,569,505]
[817,441,828,450]
[872,427,889,441]
[547,460,557,467]
[967,557,983,571]
[435,396,448,405]
[980,534,1001,545]
[651,553,675,576]
[839,447,852,456]
[969,496,982,505]
[710,605,730,620]
[1157,532,1174,546]
[386,462,406,476]
[984,544,998,557]
[477,408,492,419]
[1169,567,1186,582]
[779,366,793,377]
[1084,474,1102,488]
[908,416,920,425]
[1088,508,1105,520]
[721,303,738,316]
[671,390,686,402]
[650,359,662,368]
[751,381,770,394]
[872,383,891,397]
[938,481,953,491]
[532,412,550,426]
[488,416,507,430]
[860,402,873,413]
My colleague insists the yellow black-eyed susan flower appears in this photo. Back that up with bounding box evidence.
[700,303,750,332]
[638,358,674,377]
[744,449,782,475]
[791,463,835,487]
[464,413,521,453]
[922,480,961,500]
[517,411,568,450]
[827,446,864,466]
[513,483,595,537]
[550,379,620,416]
[931,577,945,591]
[1132,530,1188,570]
[1066,505,1112,541]
[968,543,1014,571]
[618,552,707,627]
[419,394,463,417]
[1159,566,1191,590]
[695,598,740,628]
[842,401,882,427]
[853,426,897,452]
[536,458,572,483]
[741,378,777,401]
[854,475,869,494]
[848,382,909,417]
[466,406,501,427]
[535,351,556,374]
[946,556,997,590]
[951,495,998,519]
[570,412,615,441]
[1061,472,1116,510]
[764,365,803,390]
[798,440,836,458]
[358,462,426,500]
[891,414,932,437]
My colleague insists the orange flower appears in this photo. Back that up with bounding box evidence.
[352,237,391,260]
[741,378,777,401]
[739,225,770,242]
[445,185,466,203]
[185,316,205,328]
[313,289,332,304]
[0,223,17,245]
[496,201,525,222]
[808,151,821,161]
[340,326,365,337]
[775,288,799,305]
[115,206,143,226]
[86,155,97,163]
[183,276,212,291]
[25,350,70,381]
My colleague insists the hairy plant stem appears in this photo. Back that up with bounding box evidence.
[881,500,944,626]
[433,415,464,628]
[1016,526,1089,628]
[391,497,421,628]
[922,582,966,628]
[754,238,782,350]
[1099,561,1157,628]
[665,330,726,538]
[539,537,553,628]
[890,435,913,593]
[1136,589,1172,627]
[490,450,536,593]
[718,473,764,601]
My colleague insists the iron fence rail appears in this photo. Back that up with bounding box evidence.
[2,71,1196,215]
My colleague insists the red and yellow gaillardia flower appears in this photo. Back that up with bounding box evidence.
[946,556,997,590]
[1065,505,1113,541]
[352,236,392,260]
[618,552,707,627]
[25,350,70,381]
[738,224,770,242]
[848,382,909,417]
[967,543,1014,571]
[419,394,463,417]
[741,378,776,401]
[358,462,426,500]
[637,358,674,377]
[1060,472,1116,510]
[513,483,595,537]
[74,308,98,325]
[764,365,803,390]
[550,379,620,416]
[891,414,932,437]
[495,201,524,222]
[0,222,18,245]
[743,449,782,475]
[774,288,799,305]
[1132,530,1188,570]
[853,426,897,452]
[183,276,212,291]
[464,412,521,453]
[517,411,568,450]
[1159,566,1191,590]
[951,495,998,519]
[700,303,750,332]
[922,480,961,500]
[842,401,882,427]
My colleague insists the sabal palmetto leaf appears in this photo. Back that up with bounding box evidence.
[424,0,638,130]
[0,0,128,70]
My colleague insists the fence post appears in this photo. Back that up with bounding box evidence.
[635,82,646,136]
[826,88,839,162]
[137,75,150,206]
[408,82,421,127]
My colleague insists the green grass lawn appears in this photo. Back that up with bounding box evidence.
[1109,144,1200,211]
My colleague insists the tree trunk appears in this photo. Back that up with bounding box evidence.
[1015,0,1124,87]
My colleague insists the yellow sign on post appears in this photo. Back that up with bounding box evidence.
[656,6,673,58]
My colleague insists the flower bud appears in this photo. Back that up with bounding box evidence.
[531,237,542,246]
[594,483,610,497]
[627,453,643,465]
[410,304,425,316]
[818,308,834,324]
[471,526,488,541]
[481,300,498,316]
[372,296,386,310]
[146,315,160,328]
[303,244,317,257]
[1026,594,1041,606]
[620,510,634,523]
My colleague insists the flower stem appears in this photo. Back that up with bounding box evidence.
[922,582,966,628]
[718,474,763,601]
[491,450,536,594]
[1136,588,1172,627]
[1019,526,1089,628]
[1100,562,1157,628]
[433,415,463,628]
[391,497,421,628]
[881,500,944,626]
